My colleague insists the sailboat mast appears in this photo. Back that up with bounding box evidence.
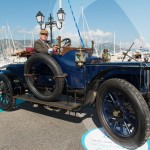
[24,34,26,50]
[4,28,8,50]
[114,32,115,54]
[7,24,16,53]
[31,32,34,47]
[0,34,6,59]
[82,10,98,55]
[81,6,85,46]
[120,41,121,52]
[5,25,11,49]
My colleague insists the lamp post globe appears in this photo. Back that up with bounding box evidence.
[57,8,66,23]
[56,21,62,30]
[36,11,44,29]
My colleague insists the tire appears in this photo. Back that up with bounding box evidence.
[24,53,64,101]
[96,78,150,149]
[0,74,15,111]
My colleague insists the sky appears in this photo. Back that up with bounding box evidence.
[0,0,150,48]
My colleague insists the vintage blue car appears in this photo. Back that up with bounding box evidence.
[0,38,150,149]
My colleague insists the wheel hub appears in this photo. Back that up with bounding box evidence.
[113,109,123,118]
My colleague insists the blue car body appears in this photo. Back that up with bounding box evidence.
[1,50,150,97]
[0,49,150,149]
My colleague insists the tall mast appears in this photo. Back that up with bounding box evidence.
[4,27,8,49]
[24,34,26,50]
[82,10,98,55]
[31,32,34,47]
[120,41,121,52]
[7,23,16,53]
[114,32,115,54]
[6,24,11,49]
[0,34,6,59]
[81,6,85,45]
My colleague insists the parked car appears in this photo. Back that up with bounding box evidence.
[0,38,150,149]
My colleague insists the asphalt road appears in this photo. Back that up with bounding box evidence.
[0,102,100,150]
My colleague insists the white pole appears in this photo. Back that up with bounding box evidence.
[120,41,121,52]
[4,28,8,49]
[7,24,16,53]
[100,34,102,56]
[83,13,93,41]
[59,0,62,8]
[24,34,26,50]
[114,32,115,54]
[0,34,6,59]
[32,32,35,47]
[5,25,11,49]
[81,6,85,44]
[82,12,99,55]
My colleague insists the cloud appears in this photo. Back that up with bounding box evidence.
[145,43,150,48]
[57,29,113,46]
[118,41,133,50]
[0,25,36,40]
[33,23,58,35]
[61,29,112,39]
[33,24,40,35]
[0,26,7,33]
[118,36,150,50]
[133,36,150,49]
[89,29,112,37]
[32,25,113,44]
[17,28,32,35]
[0,24,149,50]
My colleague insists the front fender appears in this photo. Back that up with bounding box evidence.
[83,67,144,106]
[87,65,148,94]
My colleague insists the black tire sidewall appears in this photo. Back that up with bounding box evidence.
[0,74,15,111]
[96,78,149,148]
[24,53,64,101]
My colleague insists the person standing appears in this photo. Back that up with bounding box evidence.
[102,48,111,62]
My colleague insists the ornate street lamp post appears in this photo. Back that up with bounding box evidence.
[36,8,65,44]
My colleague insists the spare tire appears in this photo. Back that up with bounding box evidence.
[24,53,64,101]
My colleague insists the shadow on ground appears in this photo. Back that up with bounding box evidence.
[14,101,101,128]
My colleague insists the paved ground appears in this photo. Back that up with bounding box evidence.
[0,102,101,150]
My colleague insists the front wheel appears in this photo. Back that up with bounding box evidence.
[0,74,15,111]
[96,78,150,149]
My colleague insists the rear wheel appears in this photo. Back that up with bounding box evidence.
[96,78,150,149]
[0,74,15,111]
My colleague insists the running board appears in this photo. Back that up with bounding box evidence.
[13,94,81,111]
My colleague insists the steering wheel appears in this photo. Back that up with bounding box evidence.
[61,38,71,47]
